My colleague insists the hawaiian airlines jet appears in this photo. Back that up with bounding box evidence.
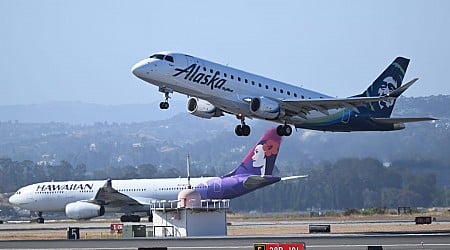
[9,128,305,223]
[132,52,436,136]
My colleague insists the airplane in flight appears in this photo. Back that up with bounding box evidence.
[132,53,436,136]
[9,128,305,223]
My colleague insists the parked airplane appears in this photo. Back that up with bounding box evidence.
[132,53,436,136]
[9,128,305,223]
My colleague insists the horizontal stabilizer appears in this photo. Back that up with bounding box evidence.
[281,175,308,181]
[372,117,437,124]
[243,176,270,189]
[387,78,419,98]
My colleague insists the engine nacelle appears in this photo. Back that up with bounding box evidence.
[65,201,105,220]
[250,97,280,120]
[187,97,223,119]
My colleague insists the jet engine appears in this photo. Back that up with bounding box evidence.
[65,201,105,220]
[250,97,280,119]
[187,97,223,119]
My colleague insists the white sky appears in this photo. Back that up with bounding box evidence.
[1,0,449,105]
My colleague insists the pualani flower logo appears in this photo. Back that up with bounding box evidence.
[263,139,279,157]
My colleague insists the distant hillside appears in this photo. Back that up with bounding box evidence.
[0,95,449,183]
[0,101,186,123]
[1,95,448,124]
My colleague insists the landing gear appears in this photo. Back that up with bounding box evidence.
[36,211,44,224]
[235,115,250,136]
[120,214,141,222]
[158,86,173,110]
[159,101,169,109]
[277,124,292,136]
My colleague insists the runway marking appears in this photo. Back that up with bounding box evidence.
[306,243,450,248]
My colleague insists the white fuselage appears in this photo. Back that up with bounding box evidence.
[9,177,215,213]
[131,52,336,123]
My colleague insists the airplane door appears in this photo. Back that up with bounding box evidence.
[185,55,196,67]
[213,180,221,193]
[185,55,204,68]
[341,109,351,123]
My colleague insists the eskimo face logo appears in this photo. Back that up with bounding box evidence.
[377,77,397,109]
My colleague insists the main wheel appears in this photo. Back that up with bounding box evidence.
[235,125,243,136]
[37,217,45,224]
[242,125,251,136]
[276,125,285,136]
[283,125,292,136]
[277,125,292,136]
[120,215,129,222]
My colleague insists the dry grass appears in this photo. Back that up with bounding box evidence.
[2,212,450,240]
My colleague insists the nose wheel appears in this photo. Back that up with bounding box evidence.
[159,101,169,109]
[158,86,173,110]
[277,124,292,136]
[235,115,251,136]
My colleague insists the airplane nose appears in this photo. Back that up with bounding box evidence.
[9,194,18,205]
[131,59,149,78]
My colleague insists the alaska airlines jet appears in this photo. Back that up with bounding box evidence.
[9,128,304,223]
[132,53,436,136]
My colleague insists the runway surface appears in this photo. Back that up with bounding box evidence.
[2,233,450,249]
[2,218,450,249]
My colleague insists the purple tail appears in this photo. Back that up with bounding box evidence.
[223,128,282,177]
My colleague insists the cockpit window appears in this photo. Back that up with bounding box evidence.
[164,55,174,63]
[150,54,165,60]
[149,54,174,63]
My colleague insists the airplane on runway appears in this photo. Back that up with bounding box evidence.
[132,53,436,136]
[9,128,306,223]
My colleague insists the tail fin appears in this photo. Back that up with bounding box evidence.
[354,57,410,117]
[223,127,282,177]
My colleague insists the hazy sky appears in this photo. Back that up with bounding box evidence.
[1,0,449,105]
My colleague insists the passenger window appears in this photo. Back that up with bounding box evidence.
[231,75,234,80]
[265,85,268,89]
[273,87,277,91]
[252,81,255,85]
[258,83,262,87]
[287,91,290,95]
[294,93,298,97]
[203,67,207,71]
[280,89,283,94]
[224,73,227,77]
[238,77,241,81]
[245,79,248,83]
[210,69,214,73]
[301,95,305,99]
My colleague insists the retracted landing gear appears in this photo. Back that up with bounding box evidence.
[159,86,173,110]
[277,124,292,136]
[235,115,250,136]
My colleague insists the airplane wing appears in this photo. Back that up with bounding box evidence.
[91,179,144,208]
[280,78,418,117]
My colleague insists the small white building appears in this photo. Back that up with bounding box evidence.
[151,189,229,237]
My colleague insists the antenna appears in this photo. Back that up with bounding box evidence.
[186,154,191,189]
